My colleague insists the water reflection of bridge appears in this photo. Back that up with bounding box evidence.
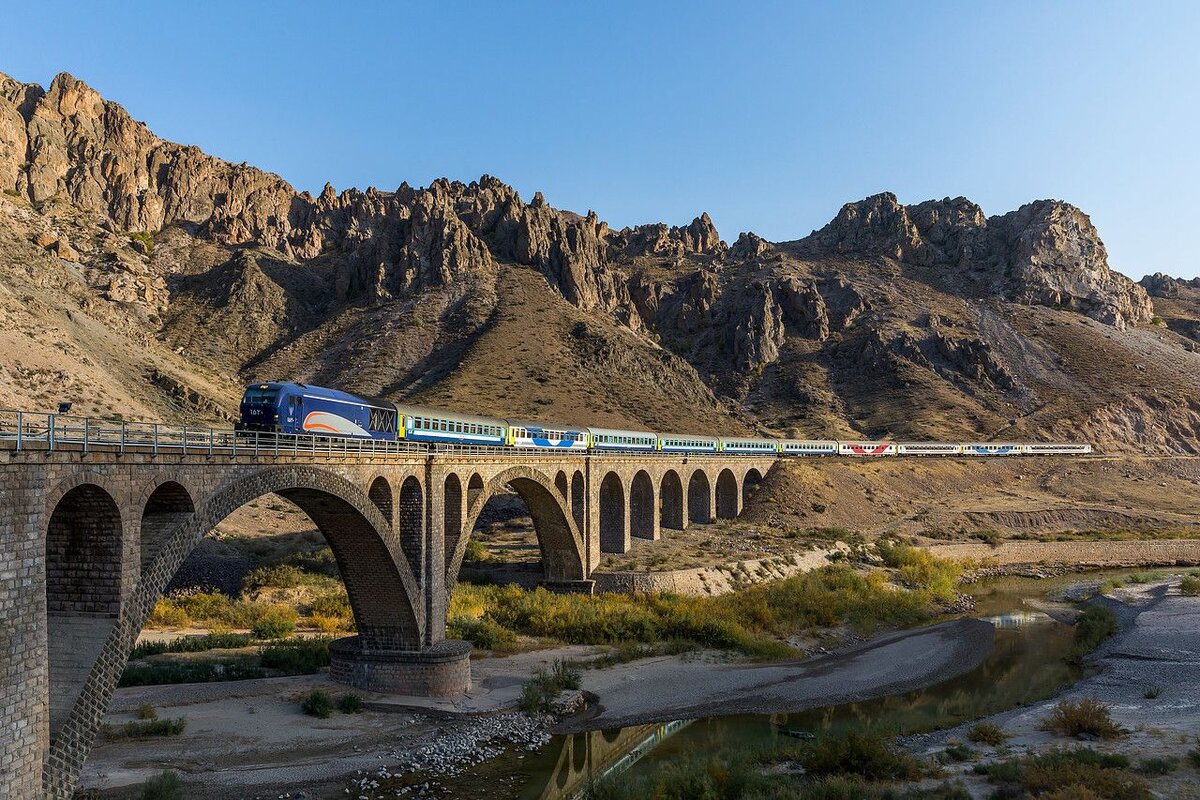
[537,721,693,799]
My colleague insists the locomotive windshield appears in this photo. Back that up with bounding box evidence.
[243,387,278,405]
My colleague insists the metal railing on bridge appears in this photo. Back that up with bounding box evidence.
[0,410,775,460]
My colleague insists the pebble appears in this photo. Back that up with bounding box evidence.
[345,713,552,798]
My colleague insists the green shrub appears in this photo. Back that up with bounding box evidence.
[797,732,928,781]
[1179,575,1200,596]
[259,637,331,673]
[283,547,340,577]
[975,748,1147,800]
[138,771,182,800]
[464,539,491,563]
[448,557,961,660]
[447,616,518,651]
[337,693,364,713]
[118,660,266,686]
[301,689,333,718]
[130,632,255,659]
[972,529,1003,548]
[1041,698,1127,740]
[243,564,308,591]
[551,658,582,690]
[875,540,962,601]
[518,680,550,715]
[251,608,297,639]
[518,659,584,715]
[1135,756,1177,775]
[307,590,352,619]
[939,742,975,763]
[1143,685,1162,699]
[967,721,1008,746]
[1070,605,1119,662]
[101,717,187,740]
[1188,747,1200,768]
[135,703,158,720]
[128,230,155,255]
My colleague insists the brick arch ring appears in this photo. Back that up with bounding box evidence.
[41,465,423,797]
[448,465,587,591]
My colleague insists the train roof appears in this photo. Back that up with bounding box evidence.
[587,426,658,439]
[505,418,589,433]
[658,432,721,441]
[246,381,394,409]
[393,404,507,428]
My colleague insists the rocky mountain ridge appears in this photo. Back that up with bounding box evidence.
[2,70,1198,451]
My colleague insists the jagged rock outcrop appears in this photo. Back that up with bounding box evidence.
[991,201,1153,329]
[613,213,725,258]
[799,191,1152,329]
[730,231,770,260]
[1140,272,1200,298]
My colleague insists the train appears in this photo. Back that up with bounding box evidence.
[236,381,1093,456]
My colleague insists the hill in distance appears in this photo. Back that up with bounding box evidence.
[2,70,1199,452]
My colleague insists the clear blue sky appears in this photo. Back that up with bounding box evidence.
[6,1,1199,278]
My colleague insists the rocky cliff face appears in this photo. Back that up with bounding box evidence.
[2,69,1197,451]
[802,193,1153,330]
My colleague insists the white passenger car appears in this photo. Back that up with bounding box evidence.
[838,441,897,456]
[897,442,963,456]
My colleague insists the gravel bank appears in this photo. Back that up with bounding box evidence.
[907,576,1200,799]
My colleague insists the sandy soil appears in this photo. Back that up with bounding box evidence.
[909,575,1200,799]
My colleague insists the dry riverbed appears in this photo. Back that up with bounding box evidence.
[907,575,1200,799]
[79,620,993,799]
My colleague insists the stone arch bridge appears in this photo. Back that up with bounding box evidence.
[0,437,773,798]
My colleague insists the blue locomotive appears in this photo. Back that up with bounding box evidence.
[237,382,397,439]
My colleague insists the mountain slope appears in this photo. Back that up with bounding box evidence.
[1,70,1198,451]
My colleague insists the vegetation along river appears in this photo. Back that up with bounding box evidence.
[442,569,1132,799]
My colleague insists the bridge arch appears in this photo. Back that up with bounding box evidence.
[570,470,585,531]
[716,468,739,519]
[139,481,195,571]
[398,476,424,584]
[41,466,420,798]
[467,472,484,507]
[742,467,763,505]
[630,470,656,540]
[45,483,125,741]
[687,469,712,524]
[599,471,627,554]
[368,475,394,523]
[452,465,587,590]
[660,469,685,530]
[555,469,569,499]
[443,473,465,583]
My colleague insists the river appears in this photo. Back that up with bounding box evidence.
[436,569,1144,799]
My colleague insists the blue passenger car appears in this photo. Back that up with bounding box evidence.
[238,382,398,440]
[506,420,589,450]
